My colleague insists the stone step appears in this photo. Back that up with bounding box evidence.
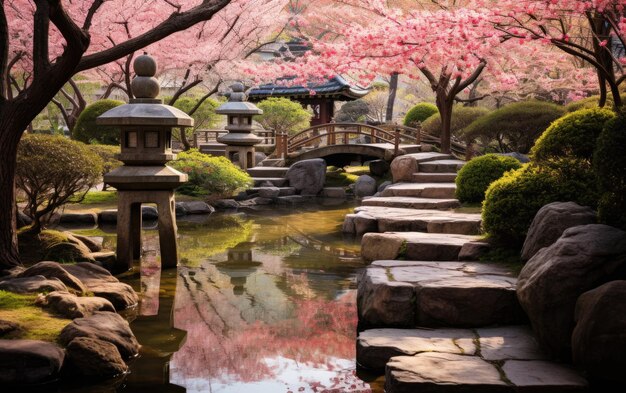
[246,166,289,177]
[357,260,526,329]
[391,153,458,182]
[411,172,457,183]
[359,327,588,392]
[361,232,487,262]
[362,196,460,210]
[343,206,482,236]
[252,177,288,187]
[260,158,285,167]
[245,186,296,197]
[380,183,457,199]
[402,152,455,163]
[199,149,226,157]
[418,159,465,173]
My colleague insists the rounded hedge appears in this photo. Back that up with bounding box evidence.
[482,159,598,243]
[73,99,124,145]
[455,154,522,203]
[594,113,626,230]
[403,103,438,126]
[169,149,252,199]
[463,101,565,154]
[421,106,489,138]
[531,108,615,162]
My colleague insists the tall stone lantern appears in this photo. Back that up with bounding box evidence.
[97,54,191,271]
[216,82,263,169]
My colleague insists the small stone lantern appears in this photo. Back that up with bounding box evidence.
[216,82,263,169]
[97,54,191,271]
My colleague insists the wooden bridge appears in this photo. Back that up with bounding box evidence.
[193,123,466,162]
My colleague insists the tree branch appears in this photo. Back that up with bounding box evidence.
[0,2,8,101]
[75,0,231,72]
[188,81,221,116]
[83,0,105,30]
[33,0,51,81]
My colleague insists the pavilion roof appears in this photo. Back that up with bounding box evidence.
[247,76,370,102]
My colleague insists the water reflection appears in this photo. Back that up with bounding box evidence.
[68,203,378,392]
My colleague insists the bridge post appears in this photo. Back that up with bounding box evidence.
[277,132,288,158]
[394,128,400,156]
[329,124,335,145]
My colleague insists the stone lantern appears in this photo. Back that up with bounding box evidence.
[216,82,263,169]
[97,53,191,271]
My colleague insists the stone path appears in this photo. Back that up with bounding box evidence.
[358,260,526,329]
[358,326,588,392]
[360,232,485,262]
[347,151,589,391]
[344,206,482,236]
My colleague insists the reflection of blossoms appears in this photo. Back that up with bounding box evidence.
[170,273,365,390]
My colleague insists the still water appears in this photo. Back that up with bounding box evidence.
[64,201,383,393]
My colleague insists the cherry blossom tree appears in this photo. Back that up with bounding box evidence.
[488,0,626,107]
[0,0,294,270]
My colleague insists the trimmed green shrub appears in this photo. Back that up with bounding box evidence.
[565,94,622,112]
[17,135,103,233]
[256,97,311,135]
[594,113,626,230]
[72,99,124,145]
[421,106,489,138]
[531,108,615,162]
[482,159,598,243]
[169,149,252,198]
[87,145,122,191]
[403,103,438,126]
[456,154,522,203]
[336,100,370,122]
[463,101,566,153]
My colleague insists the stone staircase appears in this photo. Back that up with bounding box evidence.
[346,152,590,392]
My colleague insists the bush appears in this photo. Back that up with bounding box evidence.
[482,159,598,243]
[594,113,626,230]
[531,108,615,162]
[335,100,370,123]
[169,149,252,198]
[421,106,490,139]
[72,99,124,144]
[87,145,122,190]
[463,101,565,153]
[169,96,219,148]
[455,154,522,203]
[256,97,311,135]
[565,94,622,112]
[17,135,103,232]
[403,103,438,126]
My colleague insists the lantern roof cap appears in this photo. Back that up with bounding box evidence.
[216,82,263,115]
[96,53,194,127]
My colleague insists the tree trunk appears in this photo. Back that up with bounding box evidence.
[385,72,399,122]
[0,107,25,270]
[436,90,453,154]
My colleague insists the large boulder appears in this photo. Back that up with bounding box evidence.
[0,340,65,385]
[369,159,390,177]
[0,276,68,294]
[179,201,214,215]
[58,212,98,226]
[59,311,140,359]
[521,202,596,261]
[517,224,626,359]
[65,337,128,378]
[390,155,418,182]
[354,175,377,198]
[285,158,326,195]
[572,280,626,383]
[61,263,138,309]
[37,291,116,318]
[66,233,103,253]
[17,261,86,294]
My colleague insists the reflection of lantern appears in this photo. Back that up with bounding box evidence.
[216,83,262,169]
[215,242,261,296]
[98,54,191,271]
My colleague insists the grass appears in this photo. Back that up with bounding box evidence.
[455,202,483,214]
[325,165,391,188]
[0,290,71,342]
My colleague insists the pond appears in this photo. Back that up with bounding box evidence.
[59,201,384,393]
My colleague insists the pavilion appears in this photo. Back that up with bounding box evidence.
[247,75,370,126]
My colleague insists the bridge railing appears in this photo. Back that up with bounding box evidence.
[193,129,275,147]
[276,123,419,158]
[384,124,467,158]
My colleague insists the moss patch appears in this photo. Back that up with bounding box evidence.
[0,291,71,342]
